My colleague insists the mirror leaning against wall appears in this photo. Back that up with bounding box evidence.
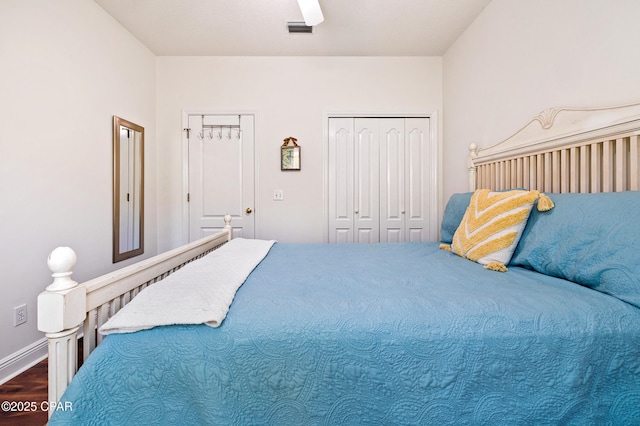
[113,116,144,263]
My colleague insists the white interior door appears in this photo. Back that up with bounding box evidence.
[327,115,436,243]
[379,118,432,242]
[328,118,355,243]
[354,118,380,243]
[328,117,381,243]
[404,118,432,242]
[187,114,255,241]
[379,118,405,242]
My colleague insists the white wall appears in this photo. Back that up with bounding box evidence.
[0,0,156,381]
[156,56,442,249]
[443,0,640,200]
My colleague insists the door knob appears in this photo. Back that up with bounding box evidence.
[246,207,253,214]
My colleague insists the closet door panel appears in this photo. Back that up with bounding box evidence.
[356,229,376,244]
[379,118,405,242]
[328,118,355,243]
[405,118,431,241]
[334,229,351,244]
[354,119,380,243]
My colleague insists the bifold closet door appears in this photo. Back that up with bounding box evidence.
[328,118,355,243]
[353,118,381,243]
[328,118,380,243]
[379,118,431,242]
[379,118,405,242]
[402,118,431,242]
[328,116,432,243]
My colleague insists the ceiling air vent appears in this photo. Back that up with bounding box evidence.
[287,21,314,34]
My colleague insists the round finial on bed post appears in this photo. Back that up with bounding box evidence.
[468,143,479,191]
[223,214,233,239]
[469,143,478,157]
[46,247,78,291]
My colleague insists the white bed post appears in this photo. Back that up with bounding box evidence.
[468,143,478,191]
[37,247,86,416]
[224,214,233,240]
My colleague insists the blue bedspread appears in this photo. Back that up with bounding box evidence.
[50,243,640,425]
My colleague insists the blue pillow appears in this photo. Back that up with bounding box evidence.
[440,192,472,243]
[511,191,640,308]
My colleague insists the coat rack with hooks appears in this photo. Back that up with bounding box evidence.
[196,115,242,141]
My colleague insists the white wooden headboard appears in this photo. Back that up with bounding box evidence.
[468,103,640,193]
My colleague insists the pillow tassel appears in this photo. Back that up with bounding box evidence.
[537,193,555,212]
[439,243,452,251]
[484,261,508,272]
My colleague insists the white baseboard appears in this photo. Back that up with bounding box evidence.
[0,338,47,385]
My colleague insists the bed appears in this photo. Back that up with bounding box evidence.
[38,103,640,424]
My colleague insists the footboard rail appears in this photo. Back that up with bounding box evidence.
[37,216,232,416]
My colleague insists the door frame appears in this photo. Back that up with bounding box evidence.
[323,110,441,243]
[181,109,260,244]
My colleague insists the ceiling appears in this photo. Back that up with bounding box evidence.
[94,0,492,56]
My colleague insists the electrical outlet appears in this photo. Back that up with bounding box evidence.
[14,304,27,327]
[273,190,284,201]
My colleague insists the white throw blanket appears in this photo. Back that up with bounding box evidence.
[99,238,276,335]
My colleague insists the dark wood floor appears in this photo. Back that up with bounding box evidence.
[0,358,48,426]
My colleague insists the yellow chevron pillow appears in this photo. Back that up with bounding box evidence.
[448,189,553,272]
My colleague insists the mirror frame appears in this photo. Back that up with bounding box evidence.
[112,116,144,263]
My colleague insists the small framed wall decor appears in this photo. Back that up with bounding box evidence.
[281,137,301,171]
